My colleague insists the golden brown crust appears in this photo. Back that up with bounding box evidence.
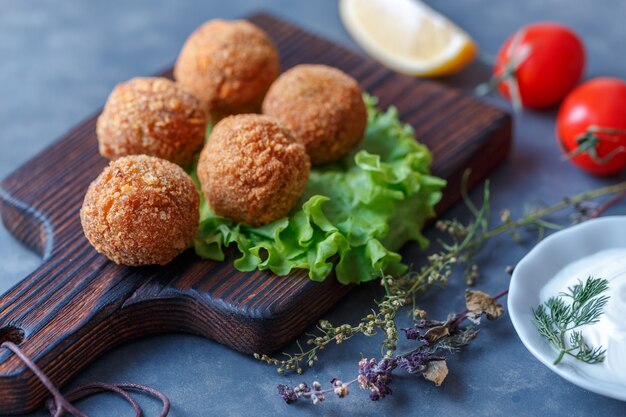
[197,114,310,226]
[80,155,200,266]
[96,77,207,167]
[262,64,367,165]
[174,19,280,122]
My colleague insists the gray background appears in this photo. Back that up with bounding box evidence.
[1,0,626,416]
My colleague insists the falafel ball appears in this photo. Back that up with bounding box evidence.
[81,155,200,266]
[96,77,207,167]
[174,19,280,122]
[262,64,367,165]
[197,114,310,227]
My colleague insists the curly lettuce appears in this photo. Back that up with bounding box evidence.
[193,95,445,284]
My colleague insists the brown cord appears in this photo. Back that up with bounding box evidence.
[1,341,170,417]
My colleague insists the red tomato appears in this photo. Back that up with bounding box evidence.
[557,77,626,176]
[494,22,585,109]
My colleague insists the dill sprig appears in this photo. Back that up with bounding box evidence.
[532,277,610,365]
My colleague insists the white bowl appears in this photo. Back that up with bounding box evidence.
[508,215,626,402]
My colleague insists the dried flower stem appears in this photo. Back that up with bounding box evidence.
[589,189,626,218]
[278,289,508,404]
[482,180,626,241]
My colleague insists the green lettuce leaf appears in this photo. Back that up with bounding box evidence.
[193,95,446,284]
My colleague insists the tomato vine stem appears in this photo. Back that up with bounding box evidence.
[564,125,626,164]
[475,28,529,112]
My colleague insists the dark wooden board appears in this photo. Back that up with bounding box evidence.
[0,12,511,414]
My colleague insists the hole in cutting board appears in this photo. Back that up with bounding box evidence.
[0,326,25,345]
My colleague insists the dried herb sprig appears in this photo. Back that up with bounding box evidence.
[277,289,507,404]
[533,276,610,365]
[256,176,626,376]
[255,294,409,374]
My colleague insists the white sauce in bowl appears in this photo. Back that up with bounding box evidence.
[540,248,626,385]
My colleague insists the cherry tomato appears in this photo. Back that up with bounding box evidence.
[557,77,626,176]
[494,22,585,109]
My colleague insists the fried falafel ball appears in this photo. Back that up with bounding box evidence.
[197,114,310,227]
[262,64,367,165]
[174,19,280,122]
[81,155,200,266]
[96,77,207,167]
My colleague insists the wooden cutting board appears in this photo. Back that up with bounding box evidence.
[0,12,511,414]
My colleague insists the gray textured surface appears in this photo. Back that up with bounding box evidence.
[1,0,626,416]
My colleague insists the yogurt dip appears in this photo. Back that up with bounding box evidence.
[540,248,626,386]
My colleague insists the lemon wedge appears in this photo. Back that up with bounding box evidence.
[339,0,477,77]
